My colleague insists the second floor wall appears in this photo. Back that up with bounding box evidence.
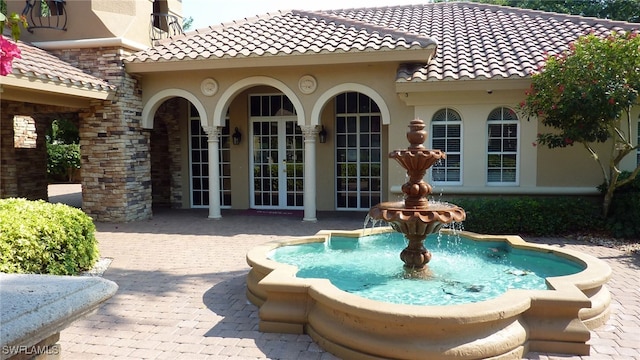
[6,0,183,47]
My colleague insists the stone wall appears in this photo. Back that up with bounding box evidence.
[150,98,183,208]
[51,47,151,222]
[1,104,19,198]
[0,102,75,201]
[150,115,171,206]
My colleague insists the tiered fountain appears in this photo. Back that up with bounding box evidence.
[246,119,612,360]
[368,119,465,275]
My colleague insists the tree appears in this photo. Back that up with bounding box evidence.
[183,16,193,31]
[46,119,81,183]
[520,32,640,216]
[469,0,640,23]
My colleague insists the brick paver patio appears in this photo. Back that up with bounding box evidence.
[49,185,640,359]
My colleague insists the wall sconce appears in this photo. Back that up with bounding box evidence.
[318,125,328,144]
[232,127,242,145]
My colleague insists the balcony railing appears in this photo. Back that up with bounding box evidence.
[22,0,67,33]
[150,12,183,41]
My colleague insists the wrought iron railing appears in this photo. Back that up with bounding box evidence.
[150,12,183,41]
[22,0,67,33]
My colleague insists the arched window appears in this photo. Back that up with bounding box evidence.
[487,107,519,184]
[431,108,462,184]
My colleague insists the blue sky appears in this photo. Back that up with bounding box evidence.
[182,0,417,30]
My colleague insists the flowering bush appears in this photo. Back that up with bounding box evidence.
[1,7,26,76]
[0,35,20,75]
[520,31,640,216]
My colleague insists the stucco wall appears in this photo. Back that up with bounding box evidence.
[408,89,536,191]
[10,0,174,47]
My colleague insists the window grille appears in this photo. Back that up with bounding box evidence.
[487,107,519,184]
[431,108,462,184]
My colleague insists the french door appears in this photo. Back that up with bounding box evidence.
[250,117,304,209]
[335,92,382,210]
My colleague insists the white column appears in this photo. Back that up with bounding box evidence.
[300,125,319,222]
[203,126,222,219]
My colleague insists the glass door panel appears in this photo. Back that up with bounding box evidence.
[251,117,303,209]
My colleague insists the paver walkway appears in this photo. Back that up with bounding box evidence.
[49,185,640,359]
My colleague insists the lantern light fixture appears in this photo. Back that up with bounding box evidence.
[319,125,328,144]
[232,127,242,145]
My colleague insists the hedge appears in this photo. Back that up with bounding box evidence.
[447,196,603,237]
[606,172,640,239]
[0,198,99,275]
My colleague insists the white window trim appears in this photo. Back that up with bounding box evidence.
[486,108,520,186]
[430,109,463,187]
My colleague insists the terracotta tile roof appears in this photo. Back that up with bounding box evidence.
[324,2,639,81]
[8,41,115,93]
[125,1,639,81]
[125,10,437,64]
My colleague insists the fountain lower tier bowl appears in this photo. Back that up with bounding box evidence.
[246,228,611,360]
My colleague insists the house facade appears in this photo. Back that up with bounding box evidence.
[1,1,638,222]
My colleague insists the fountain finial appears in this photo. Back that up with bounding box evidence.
[407,119,427,150]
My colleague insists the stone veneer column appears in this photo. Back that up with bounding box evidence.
[204,126,222,219]
[52,47,151,222]
[300,125,319,222]
[0,103,18,198]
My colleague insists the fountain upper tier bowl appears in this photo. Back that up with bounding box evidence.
[246,228,611,360]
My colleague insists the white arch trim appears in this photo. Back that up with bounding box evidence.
[213,76,305,127]
[141,88,207,129]
[310,83,392,126]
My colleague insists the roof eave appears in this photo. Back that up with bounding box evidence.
[0,76,115,107]
[125,47,437,73]
[395,77,532,93]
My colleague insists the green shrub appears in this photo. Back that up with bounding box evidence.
[47,142,80,181]
[606,172,640,239]
[0,198,98,275]
[448,196,603,236]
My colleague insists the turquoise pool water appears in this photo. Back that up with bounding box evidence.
[268,232,585,306]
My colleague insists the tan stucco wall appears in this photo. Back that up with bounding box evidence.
[406,88,537,191]
[228,92,250,209]
[138,63,404,126]
[536,107,640,187]
[9,0,182,47]
[536,131,607,187]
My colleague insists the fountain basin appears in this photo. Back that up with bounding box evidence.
[246,228,611,360]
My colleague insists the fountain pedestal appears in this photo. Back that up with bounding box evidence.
[368,119,465,273]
